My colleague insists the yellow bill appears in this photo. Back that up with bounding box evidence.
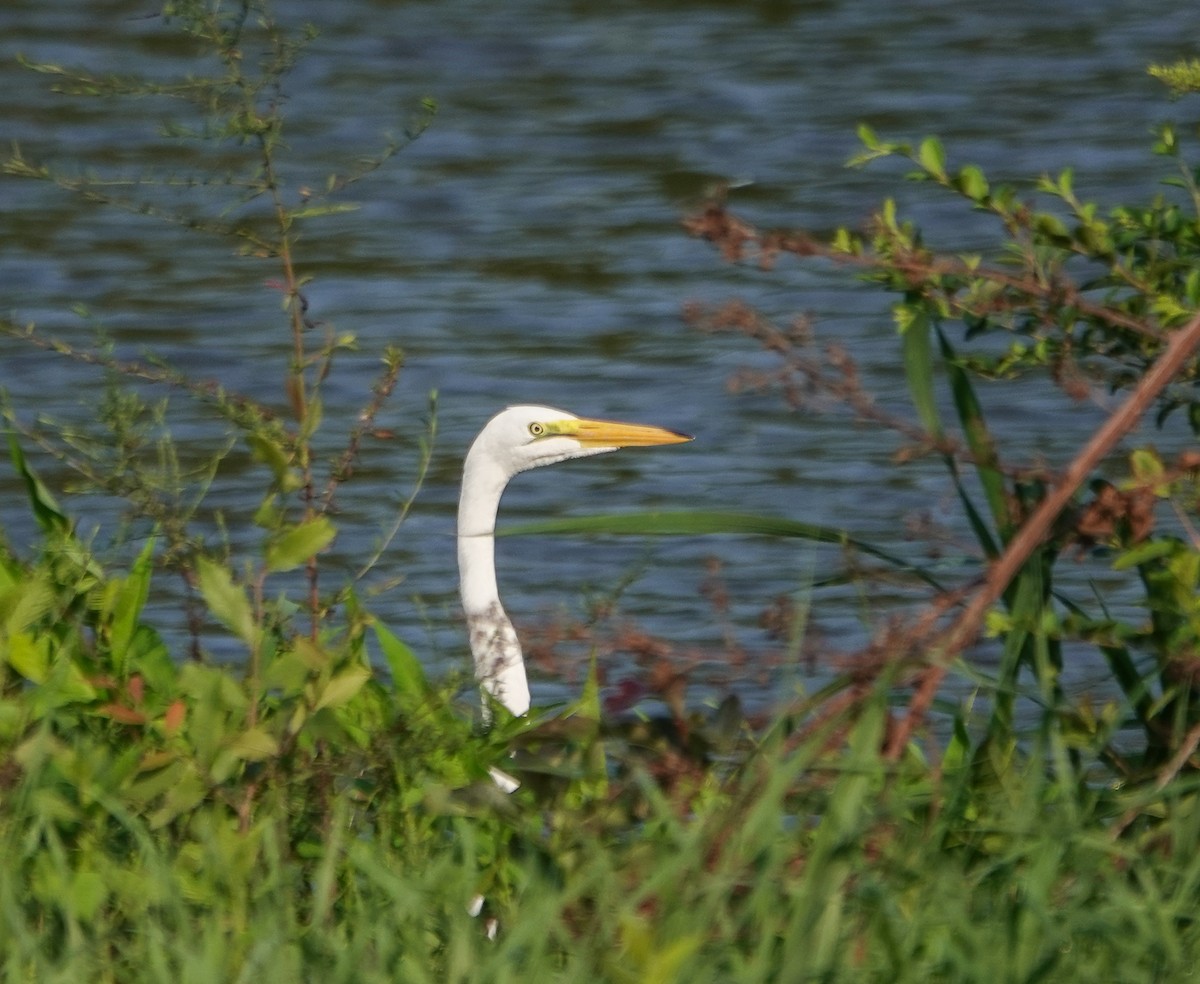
[561,416,693,448]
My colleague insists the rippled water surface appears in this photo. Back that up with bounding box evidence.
[1,0,1196,706]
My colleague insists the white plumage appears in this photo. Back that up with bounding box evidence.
[457,405,690,715]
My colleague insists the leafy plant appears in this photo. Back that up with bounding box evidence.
[685,62,1200,779]
[3,2,1200,977]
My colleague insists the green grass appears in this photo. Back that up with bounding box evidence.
[2,656,1200,982]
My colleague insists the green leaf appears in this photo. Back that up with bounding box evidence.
[226,726,280,761]
[2,575,57,636]
[503,510,944,590]
[1129,448,1168,496]
[1113,539,1178,571]
[7,631,50,683]
[125,625,176,693]
[1149,58,1200,96]
[149,766,206,828]
[899,304,942,439]
[918,136,946,180]
[938,326,1010,549]
[6,431,69,534]
[290,202,361,219]
[265,516,337,572]
[372,622,428,707]
[246,432,302,492]
[299,393,323,443]
[576,653,603,730]
[127,758,187,806]
[957,164,989,202]
[68,870,109,923]
[263,647,315,696]
[0,550,21,592]
[195,556,260,651]
[17,642,98,709]
[1034,212,1070,242]
[313,665,372,711]
[109,537,156,674]
[0,699,24,742]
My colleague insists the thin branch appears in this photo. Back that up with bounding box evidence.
[684,201,1166,342]
[884,309,1200,759]
[320,348,404,512]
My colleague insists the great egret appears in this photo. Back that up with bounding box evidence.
[457,405,692,716]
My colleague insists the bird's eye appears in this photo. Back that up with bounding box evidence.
[528,422,545,437]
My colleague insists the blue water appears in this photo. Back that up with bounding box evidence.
[1,0,1196,708]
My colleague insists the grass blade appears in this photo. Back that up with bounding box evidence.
[938,325,1012,544]
[503,509,946,589]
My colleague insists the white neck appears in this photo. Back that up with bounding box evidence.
[457,450,531,715]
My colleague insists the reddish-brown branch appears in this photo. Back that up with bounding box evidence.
[883,309,1200,759]
[685,200,1200,756]
[684,201,1165,342]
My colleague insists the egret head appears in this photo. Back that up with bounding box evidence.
[469,405,692,479]
[458,403,692,718]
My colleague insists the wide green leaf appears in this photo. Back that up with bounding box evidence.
[195,556,260,651]
[2,576,56,637]
[918,135,947,180]
[6,431,69,535]
[67,871,109,923]
[372,621,428,708]
[226,725,281,762]
[7,631,50,683]
[265,516,337,573]
[956,164,990,202]
[313,665,372,711]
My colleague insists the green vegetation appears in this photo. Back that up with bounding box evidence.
[3,2,1200,979]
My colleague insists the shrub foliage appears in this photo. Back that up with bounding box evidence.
[3,3,1200,979]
